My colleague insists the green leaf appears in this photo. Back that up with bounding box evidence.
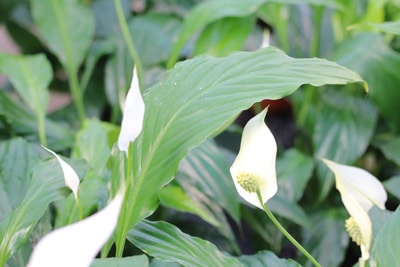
[116,47,365,250]
[353,21,400,35]
[193,16,255,57]
[72,119,111,173]
[376,137,400,165]
[334,33,400,132]
[150,259,182,267]
[159,185,219,227]
[237,250,300,267]
[0,138,41,220]
[0,53,52,118]
[90,255,149,267]
[167,0,342,67]
[276,149,315,202]
[177,139,240,222]
[31,0,95,72]
[0,90,74,150]
[0,157,73,265]
[130,13,182,67]
[313,90,377,200]
[127,220,243,267]
[383,175,400,200]
[299,209,349,267]
[371,206,400,266]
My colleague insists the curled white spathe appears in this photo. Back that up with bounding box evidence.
[118,66,145,153]
[42,146,80,202]
[322,159,387,263]
[27,193,123,267]
[230,108,277,209]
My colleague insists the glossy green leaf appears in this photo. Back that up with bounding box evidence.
[313,90,377,200]
[31,0,95,71]
[127,220,243,267]
[276,149,315,202]
[371,206,400,266]
[0,90,74,150]
[177,139,239,222]
[237,250,300,267]
[0,138,40,220]
[0,157,75,265]
[334,33,400,132]
[116,47,366,247]
[383,176,400,200]
[150,259,182,267]
[90,255,148,267]
[130,13,182,67]
[299,209,349,267]
[193,16,255,57]
[376,137,400,165]
[167,0,342,67]
[159,186,219,227]
[0,53,51,119]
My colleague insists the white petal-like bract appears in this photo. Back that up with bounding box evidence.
[42,146,80,201]
[118,66,145,153]
[27,193,123,267]
[230,108,277,209]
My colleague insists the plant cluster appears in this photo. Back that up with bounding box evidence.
[0,0,400,266]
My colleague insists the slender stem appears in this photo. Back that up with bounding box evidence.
[114,0,144,92]
[309,6,324,57]
[257,191,321,267]
[37,113,47,146]
[68,67,85,125]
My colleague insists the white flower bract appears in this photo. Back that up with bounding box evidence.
[118,66,145,153]
[27,193,123,267]
[322,159,387,263]
[42,146,80,201]
[230,108,277,209]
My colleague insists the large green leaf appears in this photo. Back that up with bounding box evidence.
[0,157,76,265]
[116,47,365,248]
[383,175,400,199]
[127,220,243,267]
[177,138,239,222]
[0,53,51,120]
[167,0,342,67]
[313,90,377,200]
[237,250,300,267]
[31,0,95,72]
[376,137,400,166]
[0,138,40,220]
[0,90,74,150]
[334,33,400,132]
[91,255,148,267]
[371,206,400,266]
[299,209,349,267]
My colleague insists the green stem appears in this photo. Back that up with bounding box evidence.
[37,113,47,146]
[68,67,85,125]
[272,4,289,52]
[114,0,144,92]
[257,191,321,267]
[309,6,324,57]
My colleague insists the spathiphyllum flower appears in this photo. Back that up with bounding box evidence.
[42,146,80,201]
[230,108,277,209]
[27,193,123,267]
[322,159,387,265]
[118,66,145,153]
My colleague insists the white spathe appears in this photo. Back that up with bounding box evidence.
[118,66,145,153]
[230,108,277,209]
[322,159,387,262]
[42,146,80,201]
[27,193,123,267]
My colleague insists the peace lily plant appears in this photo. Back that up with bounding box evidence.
[27,67,145,267]
[322,159,387,267]
[230,108,321,267]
